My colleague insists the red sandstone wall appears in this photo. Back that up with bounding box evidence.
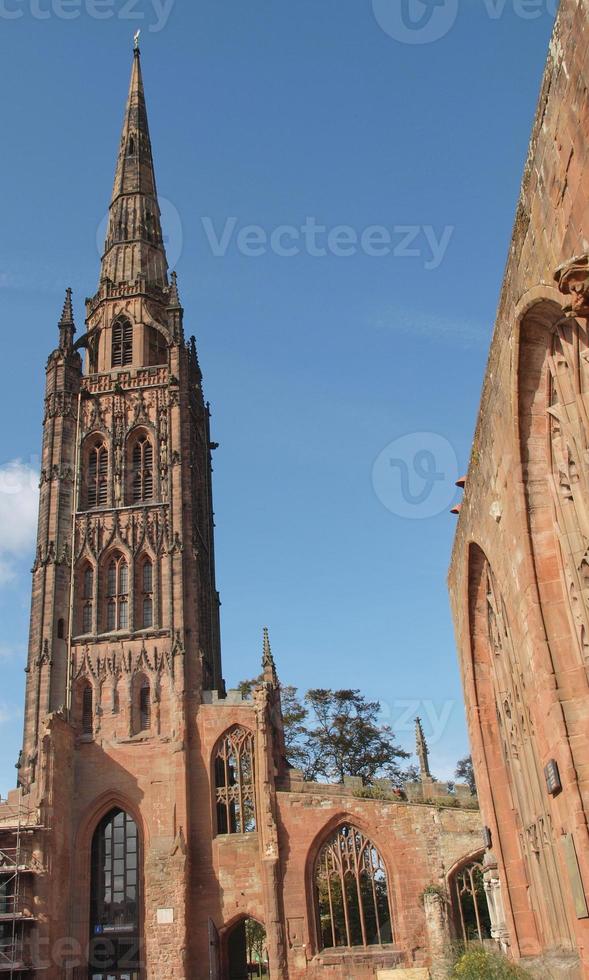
[449,0,589,974]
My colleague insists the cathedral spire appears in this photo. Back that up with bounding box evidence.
[100,46,168,288]
[58,287,75,351]
[262,627,278,686]
[415,717,431,779]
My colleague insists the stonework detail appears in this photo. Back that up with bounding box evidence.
[450,1,589,975]
[2,43,488,980]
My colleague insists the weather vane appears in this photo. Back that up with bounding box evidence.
[134,29,141,51]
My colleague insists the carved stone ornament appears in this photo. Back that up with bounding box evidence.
[554,254,589,317]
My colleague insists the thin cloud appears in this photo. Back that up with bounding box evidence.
[373,307,491,349]
[0,460,39,583]
[0,644,25,662]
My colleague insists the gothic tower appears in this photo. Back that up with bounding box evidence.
[6,42,487,980]
[21,45,222,790]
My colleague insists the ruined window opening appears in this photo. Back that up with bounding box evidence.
[315,824,393,949]
[215,727,256,835]
[450,860,492,942]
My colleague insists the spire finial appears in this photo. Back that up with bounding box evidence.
[415,717,431,779]
[134,29,141,51]
[169,271,181,308]
[58,287,76,351]
[59,287,74,326]
[100,44,168,288]
[262,626,278,685]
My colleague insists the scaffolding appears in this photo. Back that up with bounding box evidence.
[0,790,42,977]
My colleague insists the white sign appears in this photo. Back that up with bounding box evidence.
[157,908,174,925]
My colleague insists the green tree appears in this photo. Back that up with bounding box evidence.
[455,754,476,795]
[303,688,408,785]
[236,679,409,786]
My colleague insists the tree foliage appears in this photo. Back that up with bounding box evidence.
[302,688,409,785]
[455,755,476,795]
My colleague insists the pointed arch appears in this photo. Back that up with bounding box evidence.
[78,559,95,635]
[111,316,133,368]
[103,550,129,633]
[213,726,256,835]
[132,672,151,735]
[467,543,572,949]
[88,807,142,976]
[137,554,154,629]
[83,434,108,510]
[74,677,95,736]
[146,324,167,366]
[312,823,393,949]
[127,428,154,504]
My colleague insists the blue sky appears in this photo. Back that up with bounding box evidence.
[0,0,556,793]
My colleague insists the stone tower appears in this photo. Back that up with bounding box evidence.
[4,43,486,980]
[21,44,222,790]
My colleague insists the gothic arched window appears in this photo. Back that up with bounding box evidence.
[87,441,108,509]
[214,727,256,835]
[450,858,492,942]
[315,825,393,949]
[147,325,167,366]
[89,809,141,977]
[111,318,133,368]
[133,674,151,734]
[81,563,94,635]
[82,683,93,736]
[140,558,153,628]
[106,553,129,632]
[131,435,154,503]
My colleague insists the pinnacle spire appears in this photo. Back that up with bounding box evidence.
[58,287,76,351]
[415,717,431,779]
[262,626,278,685]
[100,47,168,288]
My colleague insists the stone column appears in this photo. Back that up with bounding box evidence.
[483,851,510,953]
[423,890,453,980]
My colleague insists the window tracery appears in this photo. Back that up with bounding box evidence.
[315,825,392,949]
[214,727,256,835]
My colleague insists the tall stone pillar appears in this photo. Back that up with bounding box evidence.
[423,891,453,980]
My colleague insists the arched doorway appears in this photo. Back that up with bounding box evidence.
[226,917,269,979]
[88,808,142,979]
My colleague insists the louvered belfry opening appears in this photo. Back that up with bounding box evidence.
[87,442,108,509]
[111,318,133,368]
[132,435,153,503]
